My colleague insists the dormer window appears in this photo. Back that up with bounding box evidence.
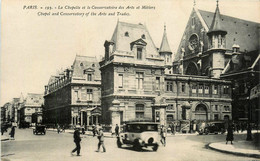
[137,47,143,60]
[125,32,129,37]
[141,34,146,39]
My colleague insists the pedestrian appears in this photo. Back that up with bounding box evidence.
[57,124,60,134]
[115,124,119,137]
[226,125,234,144]
[9,126,15,140]
[71,126,81,156]
[92,125,96,137]
[96,128,106,153]
[170,123,175,135]
[160,125,166,146]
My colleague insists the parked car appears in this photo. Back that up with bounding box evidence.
[116,122,160,151]
[33,125,46,135]
[199,121,225,135]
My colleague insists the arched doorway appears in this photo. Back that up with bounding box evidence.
[186,62,199,75]
[195,104,208,121]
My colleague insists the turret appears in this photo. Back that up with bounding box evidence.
[206,0,227,78]
[159,24,172,74]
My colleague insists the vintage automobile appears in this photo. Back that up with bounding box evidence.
[116,122,160,151]
[199,121,225,135]
[33,125,46,135]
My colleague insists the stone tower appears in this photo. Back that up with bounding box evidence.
[205,1,227,78]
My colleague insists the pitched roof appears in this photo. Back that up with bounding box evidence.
[199,9,260,52]
[159,25,172,53]
[207,5,227,35]
[224,51,259,74]
[110,21,159,57]
[71,55,101,80]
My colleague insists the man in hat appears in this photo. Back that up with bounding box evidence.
[71,125,81,156]
[96,128,106,153]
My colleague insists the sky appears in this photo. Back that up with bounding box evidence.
[1,0,260,106]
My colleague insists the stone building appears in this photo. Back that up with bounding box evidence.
[99,21,232,131]
[20,93,44,124]
[173,2,259,122]
[43,55,101,128]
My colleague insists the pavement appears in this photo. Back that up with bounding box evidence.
[2,127,260,159]
[209,132,260,158]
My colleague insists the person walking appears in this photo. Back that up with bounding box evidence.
[160,125,166,146]
[226,125,234,144]
[115,124,119,137]
[96,128,106,153]
[170,123,175,135]
[92,125,96,137]
[9,126,15,140]
[71,126,81,156]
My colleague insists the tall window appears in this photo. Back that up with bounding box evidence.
[205,86,209,94]
[223,85,229,94]
[181,83,185,93]
[192,17,195,26]
[81,89,87,100]
[74,91,79,101]
[166,81,173,92]
[136,72,144,89]
[215,105,218,111]
[214,114,219,120]
[136,104,144,120]
[155,77,160,90]
[87,89,93,101]
[198,85,203,94]
[137,47,142,60]
[192,85,197,94]
[87,74,92,81]
[118,74,123,88]
[214,85,218,94]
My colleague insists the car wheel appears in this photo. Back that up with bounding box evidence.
[152,144,158,151]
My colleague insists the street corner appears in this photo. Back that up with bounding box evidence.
[208,141,260,158]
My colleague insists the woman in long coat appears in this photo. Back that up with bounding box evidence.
[9,126,15,140]
[226,126,234,144]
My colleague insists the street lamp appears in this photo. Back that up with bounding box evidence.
[246,83,253,141]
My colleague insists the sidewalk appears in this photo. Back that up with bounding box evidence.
[209,141,260,158]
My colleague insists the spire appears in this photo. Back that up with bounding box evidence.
[207,0,227,36]
[193,0,196,7]
[159,24,172,53]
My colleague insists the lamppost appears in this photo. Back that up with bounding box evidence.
[246,82,253,141]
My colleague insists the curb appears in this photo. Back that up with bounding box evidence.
[208,143,260,159]
[1,138,9,141]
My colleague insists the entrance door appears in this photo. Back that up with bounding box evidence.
[195,104,207,121]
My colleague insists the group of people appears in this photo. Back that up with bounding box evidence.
[71,125,106,156]
[1,123,16,140]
